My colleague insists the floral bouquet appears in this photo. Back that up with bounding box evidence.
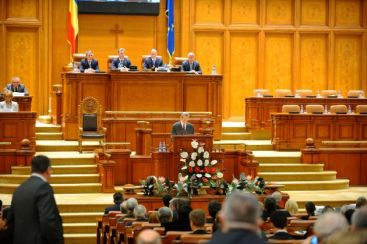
[177,140,224,196]
[141,176,172,196]
[228,173,266,195]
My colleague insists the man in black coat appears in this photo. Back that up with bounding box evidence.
[104,192,124,214]
[268,210,294,240]
[181,52,202,74]
[110,48,131,71]
[143,48,164,70]
[11,155,64,244]
[171,112,195,136]
[208,191,266,244]
[80,50,100,73]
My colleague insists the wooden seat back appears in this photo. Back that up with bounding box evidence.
[275,89,292,97]
[253,89,271,97]
[356,105,367,114]
[282,105,300,113]
[305,104,324,114]
[330,105,348,114]
[181,234,212,244]
[321,90,337,98]
[295,89,313,97]
[348,90,365,98]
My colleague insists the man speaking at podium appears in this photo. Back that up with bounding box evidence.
[171,112,195,135]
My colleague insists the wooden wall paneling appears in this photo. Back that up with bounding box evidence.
[299,33,328,91]
[300,0,328,26]
[6,0,38,19]
[335,0,363,27]
[325,152,361,185]
[194,32,224,75]
[194,0,224,24]
[130,156,153,184]
[334,34,363,93]
[230,0,259,25]
[265,0,294,25]
[264,33,294,92]
[183,82,209,111]
[229,32,258,118]
[361,153,367,184]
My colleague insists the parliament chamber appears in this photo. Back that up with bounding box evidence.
[1,0,367,243]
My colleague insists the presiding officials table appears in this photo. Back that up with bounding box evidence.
[0,95,32,111]
[62,72,222,140]
[245,97,367,131]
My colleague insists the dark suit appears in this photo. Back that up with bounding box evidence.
[80,59,100,72]
[111,58,131,70]
[208,229,266,244]
[269,231,295,240]
[104,203,122,214]
[171,121,195,135]
[6,83,28,93]
[11,176,64,244]
[181,60,202,74]
[143,57,164,69]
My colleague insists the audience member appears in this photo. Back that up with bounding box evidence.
[285,199,299,215]
[0,90,19,112]
[322,205,335,214]
[262,196,277,221]
[208,191,266,244]
[271,191,283,208]
[326,229,367,244]
[136,229,161,244]
[356,196,367,208]
[143,48,163,70]
[158,207,173,234]
[11,155,64,244]
[6,76,28,93]
[110,48,131,71]
[181,52,202,74]
[162,194,172,208]
[344,208,355,225]
[120,200,128,214]
[171,112,194,136]
[166,203,192,232]
[208,200,222,224]
[189,209,208,234]
[104,192,124,214]
[125,198,138,218]
[306,212,348,244]
[148,211,159,223]
[134,205,148,221]
[0,207,14,244]
[80,50,99,73]
[268,210,294,240]
[301,201,316,220]
[351,206,367,231]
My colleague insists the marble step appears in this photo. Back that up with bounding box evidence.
[36,132,63,140]
[36,124,62,133]
[63,223,96,234]
[12,165,98,175]
[272,179,350,191]
[61,212,103,223]
[36,151,95,165]
[220,132,252,140]
[259,163,324,172]
[0,174,100,184]
[253,151,301,164]
[259,171,337,181]
[64,234,95,244]
[0,183,101,194]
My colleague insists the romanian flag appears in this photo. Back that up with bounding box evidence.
[166,0,174,64]
[67,0,79,59]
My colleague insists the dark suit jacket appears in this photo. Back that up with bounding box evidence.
[104,203,122,214]
[80,59,100,72]
[171,121,195,135]
[208,228,266,244]
[181,60,202,74]
[11,176,64,244]
[143,57,164,69]
[268,231,295,240]
[6,84,28,93]
[111,58,131,70]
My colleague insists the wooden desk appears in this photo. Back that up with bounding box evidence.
[245,97,367,131]
[272,113,367,150]
[62,72,222,140]
[0,96,32,111]
[0,112,37,150]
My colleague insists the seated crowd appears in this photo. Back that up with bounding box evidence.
[97,191,367,244]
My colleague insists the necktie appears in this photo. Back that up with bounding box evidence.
[15,87,17,92]
[190,63,193,71]
[88,61,91,68]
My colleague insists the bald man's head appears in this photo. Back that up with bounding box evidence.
[136,229,161,244]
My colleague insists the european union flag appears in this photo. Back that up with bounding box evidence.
[166,0,174,64]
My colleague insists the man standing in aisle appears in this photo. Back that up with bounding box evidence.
[11,155,64,244]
